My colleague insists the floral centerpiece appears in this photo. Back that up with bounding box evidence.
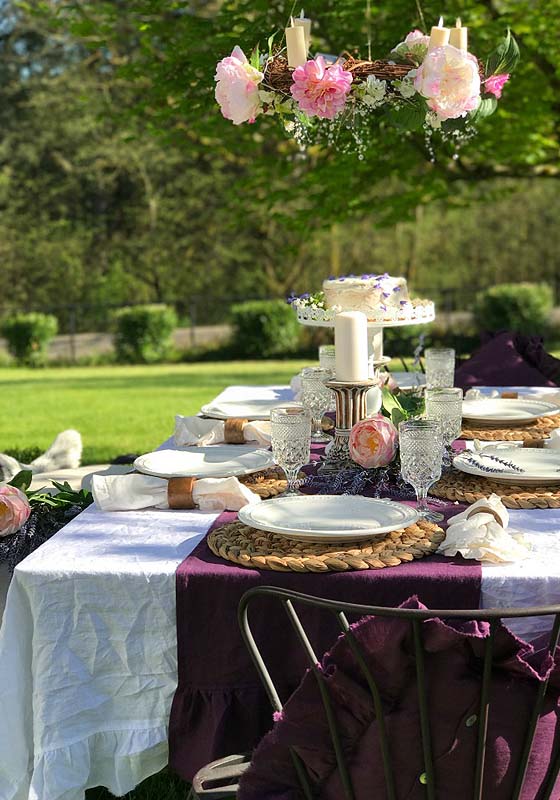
[214,16,519,158]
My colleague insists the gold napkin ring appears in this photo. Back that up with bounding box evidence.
[168,477,197,509]
[501,391,519,399]
[523,439,545,448]
[224,418,248,444]
[466,506,504,527]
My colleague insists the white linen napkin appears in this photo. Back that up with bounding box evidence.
[438,494,529,563]
[92,473,261,513]
[545,429,560,450]
[174,415,271,447]
[290,375,302,402]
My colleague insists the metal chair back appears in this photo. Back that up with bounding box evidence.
[238,586,560,800]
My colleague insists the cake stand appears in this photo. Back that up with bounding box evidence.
[295,304,435,377]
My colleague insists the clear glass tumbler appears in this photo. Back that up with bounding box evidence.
[300,367,334,443]
[425,347,455,389]
[271,406,312,495]
[424,387,463,447]
[399,419,444,522]
[319,344,336,375]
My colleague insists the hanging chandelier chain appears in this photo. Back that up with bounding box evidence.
[414,0,427,31]
[366,0,372,61]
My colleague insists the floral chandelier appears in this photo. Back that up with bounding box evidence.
[214,8,519,159]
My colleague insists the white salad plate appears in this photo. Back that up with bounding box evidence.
[462,398,560,427]
[134,446,275,479]
[200,399,296,421]
[453,446,560,486]
[238,495,419,543]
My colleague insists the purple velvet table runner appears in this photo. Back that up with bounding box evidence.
[169,443,482,781]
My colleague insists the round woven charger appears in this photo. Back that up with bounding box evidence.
[461,415,560,442]
[239,468,305,499]
[431,469,560,510]
[207,519,445,573]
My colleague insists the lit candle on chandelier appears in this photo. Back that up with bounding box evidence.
[449,18,468,51]
[285,16,307,68]
[428,16,450,51]
[294,9,312,51]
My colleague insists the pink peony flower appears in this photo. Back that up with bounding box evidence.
[349,415,398,469]
[484,73,510,99]
[215,46,264,125]
[414,44,480,120]
[0,485,31,537]
[404,29,430,48]
[290,56,353,120]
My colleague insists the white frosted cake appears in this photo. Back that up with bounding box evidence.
[323,274,409,319]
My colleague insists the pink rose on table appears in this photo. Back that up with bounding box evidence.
[404,29,430,48]
[349,415,398,469]
[215,46,264,125]
[484,73,510,98]
[290,56,353,120]
[0,485,31,537]
[414,44,480,120]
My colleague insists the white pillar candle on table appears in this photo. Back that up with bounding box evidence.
[449,18,468,51]
[285,21,307,68]
[294,9,312,51]
[428,16,450,50]
[334,311,369,382]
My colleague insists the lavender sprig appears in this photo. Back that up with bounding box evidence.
[460,453,525,474]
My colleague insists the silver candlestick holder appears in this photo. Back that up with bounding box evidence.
[319,379,377,473]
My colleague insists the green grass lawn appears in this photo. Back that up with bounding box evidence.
[0,361,310,464]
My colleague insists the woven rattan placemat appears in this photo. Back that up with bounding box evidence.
[431,469,560,509]
[461,415,560,442]
[207,519,445,572]
[239,468,305,499]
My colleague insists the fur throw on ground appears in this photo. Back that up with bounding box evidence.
[0,430,82,482]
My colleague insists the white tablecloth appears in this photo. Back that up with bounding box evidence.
[0,384,559,800]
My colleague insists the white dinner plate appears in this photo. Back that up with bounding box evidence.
[200,399,297,421]
[462,398,560,427]
[238,495,419,543]
[134,446,275,479]
[453,446,560,485]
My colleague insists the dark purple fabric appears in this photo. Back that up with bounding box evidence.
[455,331,558,390]
[169,490,481,780]
[239,597,560,800]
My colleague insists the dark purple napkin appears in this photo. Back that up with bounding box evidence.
[239,597,560,800]
[455,331,559,390]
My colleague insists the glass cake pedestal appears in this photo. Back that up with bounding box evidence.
[295,305,436,377]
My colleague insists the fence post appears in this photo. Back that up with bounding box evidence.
[69,305,77,363]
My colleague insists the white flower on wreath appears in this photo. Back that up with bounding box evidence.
[425,110,442,129]
[361,76,387,108]
[395,73,417,99]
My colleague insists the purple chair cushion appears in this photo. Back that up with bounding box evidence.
[238,598,560,800]
[454,332,558,390]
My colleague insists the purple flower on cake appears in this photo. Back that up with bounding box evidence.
[290,56,353,120]
[215,46,264,125]
[414,44,480,120]
[484,73,510,98]
[349,415,398,469]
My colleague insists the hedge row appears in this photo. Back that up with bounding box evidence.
[0,283,555,365]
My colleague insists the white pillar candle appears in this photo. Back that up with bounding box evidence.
[428,16,450,51]
[449,18,468,51]
[294,9,312,51]
[335,311,369,382]
[285,23,307,68]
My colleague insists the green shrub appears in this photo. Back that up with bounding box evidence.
[1,312,58,366]
[230,300,301,358]
[473,283,553,335]
[113,304,177,363]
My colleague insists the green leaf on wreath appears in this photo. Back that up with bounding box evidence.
[469,96,498,124]
[386,100,426,132]
[485,29,520,78]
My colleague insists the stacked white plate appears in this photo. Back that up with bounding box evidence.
[453,446,560,486]
[134,445,275,479]
[238,495,419,543]
[462,398,560,427]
